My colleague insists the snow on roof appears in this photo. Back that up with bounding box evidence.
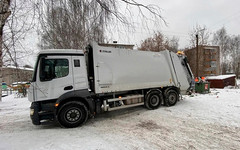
[12,82,28,85]
[206,74,236,80]
[3,66,34,71]
[39,49,84,55]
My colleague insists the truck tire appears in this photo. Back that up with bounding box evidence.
[144,90,163,110]
[165,89,179,106]
[57,101,88,128]
[30,102,41,125]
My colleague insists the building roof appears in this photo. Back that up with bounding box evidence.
[3,66,34,71]
[184,45,220,52]
[206,74,236,80]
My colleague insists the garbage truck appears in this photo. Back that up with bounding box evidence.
[28,42,194,128]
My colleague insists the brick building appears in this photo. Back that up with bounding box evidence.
[2,66,33,85]
[184,45,220,77]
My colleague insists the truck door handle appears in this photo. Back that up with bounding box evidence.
[64,86,73,90]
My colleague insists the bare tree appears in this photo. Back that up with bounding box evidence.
[139,31,179,52]
[0,0,36,93]
[3,0,36,67]
[35,0,165,49]
[212,27,240,75]
[139,31,165,52]
[189,24,210,47]
[1,0,36,101]
[165,36,179,53]
[37,0,108,49]
[212,27,231,74]
[229,35,240,77]
[0,0,11,101]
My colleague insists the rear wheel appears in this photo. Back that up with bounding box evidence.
[145,90,163,110]
[164,89,179,106]
[57,102,88,128]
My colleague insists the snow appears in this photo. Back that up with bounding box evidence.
[206,74,236,80]
[3,66,34,71]
[237,79,240,86]
[1,89,240,149]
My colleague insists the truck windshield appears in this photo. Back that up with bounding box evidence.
[40,58,69,81]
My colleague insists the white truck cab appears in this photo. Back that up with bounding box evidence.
[29,50,88,102]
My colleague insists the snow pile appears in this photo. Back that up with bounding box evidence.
[1,89,240,149]
[237,79,240,86]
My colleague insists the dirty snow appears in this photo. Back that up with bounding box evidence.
[1,89,240,150]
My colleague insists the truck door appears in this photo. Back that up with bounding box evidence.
[97,62,113,86]
[35,55,74,101]
[71,55,88,91]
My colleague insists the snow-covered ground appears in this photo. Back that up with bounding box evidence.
[1,89,240,150]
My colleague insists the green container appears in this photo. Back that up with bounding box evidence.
[195,82,210,94]
[2,82,7,90]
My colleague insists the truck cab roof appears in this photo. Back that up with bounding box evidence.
[38,49,84,55]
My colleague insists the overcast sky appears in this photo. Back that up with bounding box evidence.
[109,0,240,49]
[22,0,240,66]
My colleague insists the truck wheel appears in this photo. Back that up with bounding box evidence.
[145,90,163,110]
[165,89,179,106]
[30,102,40,125]
[57,102,88,128]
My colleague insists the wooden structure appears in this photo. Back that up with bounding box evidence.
[206,74,236,88]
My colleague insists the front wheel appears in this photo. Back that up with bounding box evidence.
[57,101,88,128]
[30,102,40,125]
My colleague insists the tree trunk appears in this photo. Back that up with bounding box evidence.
[0,33,2,100]
[237,62,240,79]
[0,0,11,101]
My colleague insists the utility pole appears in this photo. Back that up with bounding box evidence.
[196,34,199,77]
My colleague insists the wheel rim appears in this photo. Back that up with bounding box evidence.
[65,107,82,123]
[168,93,177,104]
[150,95,160,107]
